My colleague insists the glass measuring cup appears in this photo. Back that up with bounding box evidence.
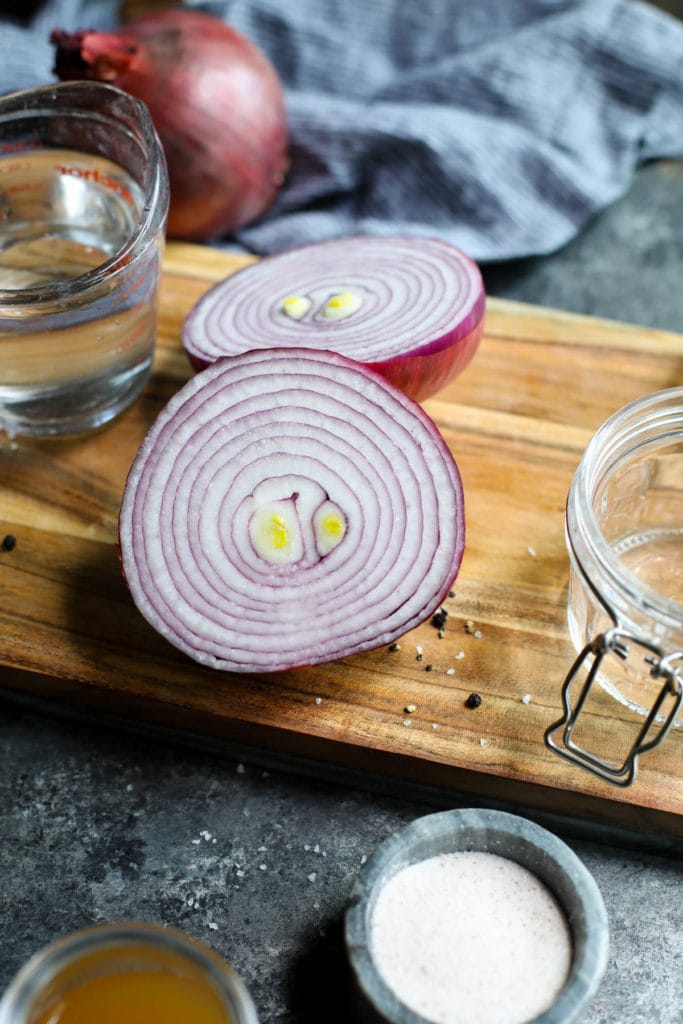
[546,387,683,785]
[0,81,169,437]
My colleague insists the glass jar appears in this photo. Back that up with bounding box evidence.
[0,922,259,1024]
[546,387,683,786]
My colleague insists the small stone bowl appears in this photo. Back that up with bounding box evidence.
[345,808,609,1024]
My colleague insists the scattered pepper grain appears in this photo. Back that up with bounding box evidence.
[389,642,401,652]
[465,692,483,709]
[425,664,435,672]
[432,607,448,630]
[1,534,16,552]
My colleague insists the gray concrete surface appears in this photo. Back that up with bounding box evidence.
[482,159,683,332]
[1,159,682,1022]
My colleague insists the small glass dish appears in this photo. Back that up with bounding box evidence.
[0,921,259,1024]
[345,808,608,1024]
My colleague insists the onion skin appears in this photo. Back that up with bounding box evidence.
[365,321,484,401]
[182,235,485,402]
[118,348,465,674]
[51,10,288,241]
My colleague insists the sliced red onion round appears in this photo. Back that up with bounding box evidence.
[119,348,465,673]
[182,236,485,402]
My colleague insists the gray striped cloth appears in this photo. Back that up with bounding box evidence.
[1,0,682,260]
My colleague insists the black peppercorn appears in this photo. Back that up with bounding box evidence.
[465,692,482,709]
[432,607,448,630]
[1,534,16,552]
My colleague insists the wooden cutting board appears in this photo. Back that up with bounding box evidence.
[1,242,682,842]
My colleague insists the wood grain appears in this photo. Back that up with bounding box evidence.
[1,242,681,841]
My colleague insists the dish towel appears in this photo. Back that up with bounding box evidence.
[0,0,682,261]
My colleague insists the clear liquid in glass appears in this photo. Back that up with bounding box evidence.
[0,148,161,435]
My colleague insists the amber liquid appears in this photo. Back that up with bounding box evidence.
[33,970,232,1024]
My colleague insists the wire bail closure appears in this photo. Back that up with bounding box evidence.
[545,626,683,786]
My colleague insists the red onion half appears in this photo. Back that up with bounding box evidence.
[51,10,288,241]
[118,348,465,673]
[182,235,485,401]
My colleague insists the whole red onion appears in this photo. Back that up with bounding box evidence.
[51,9,288,241]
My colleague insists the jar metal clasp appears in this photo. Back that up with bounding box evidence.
[545,626,683,786]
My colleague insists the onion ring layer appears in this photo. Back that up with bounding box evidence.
[119,348,465,672]
[182,235,485,401]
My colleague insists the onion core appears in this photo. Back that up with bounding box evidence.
[118,348,465,673]
[182,235,485,401]
[51,9,288,241]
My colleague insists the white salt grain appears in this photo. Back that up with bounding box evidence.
[521,694,532,705]
[370,851,572,1024]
